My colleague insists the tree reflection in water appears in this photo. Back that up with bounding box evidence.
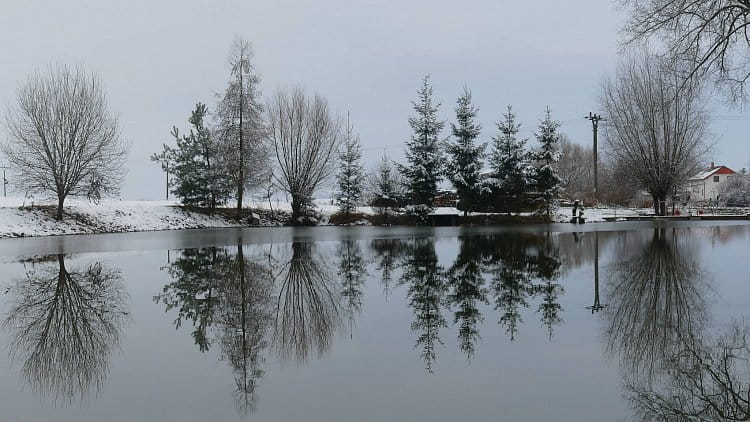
[604,228,706,379]
[156,244,273,414]
[398,237,448,373]
[337,239,367,334]
[446,235,488,361]
[273,241,343,362]
[157,241,343,414]
[626,321,750,421]
[2,254,128,404]
[484,233,564,341]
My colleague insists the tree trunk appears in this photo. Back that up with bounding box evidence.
[653,195,659,216]
[291,197,302,225]
[56,195,65,221]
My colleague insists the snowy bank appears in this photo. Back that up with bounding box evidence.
[0,195,661,239]
[0,198,243,238]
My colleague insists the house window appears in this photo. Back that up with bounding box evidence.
[713,175,720,182]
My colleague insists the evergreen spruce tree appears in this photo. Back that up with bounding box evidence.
[490,105,529,214]
[335,119,365,223]
[398,75,445,224]
[445,87,485,216]
[369,154,402,222]
[152,103,231,209]
[533,107,563,218]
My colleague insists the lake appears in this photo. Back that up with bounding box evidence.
[1,222,749,421]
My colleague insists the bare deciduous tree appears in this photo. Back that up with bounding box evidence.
[267,86,342,224]
[215,38,268,212]
[620,0,750,102]
[601,53,711,215]
[557,134,594,202]
[3,64,128,220]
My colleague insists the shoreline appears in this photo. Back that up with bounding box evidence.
[0,198,747,240]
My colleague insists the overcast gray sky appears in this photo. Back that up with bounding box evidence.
[1,0,748,200]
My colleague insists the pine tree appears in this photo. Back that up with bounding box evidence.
[398,75,445,224]
[490,105,529,214]
[445,87,485,216]
[369,154,402,222]
[335,118,365,223]
[533,107,563,218]
[152,103,231,209]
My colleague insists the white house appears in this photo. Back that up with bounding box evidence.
[688,163,737,202]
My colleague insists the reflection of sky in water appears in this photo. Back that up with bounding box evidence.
[0,224,748,422]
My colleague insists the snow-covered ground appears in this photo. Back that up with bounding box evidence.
[0,197,242,238]
[0,195,659,239]
[551,206,651,223]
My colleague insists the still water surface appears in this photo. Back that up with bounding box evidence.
[0,223,749,421]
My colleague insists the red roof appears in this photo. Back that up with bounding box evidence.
[691,165,736,180]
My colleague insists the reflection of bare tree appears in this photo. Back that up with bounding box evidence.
[605,228,706,378]
[626,321,750,421]
[3,254,128,403]
[273,242,343,362]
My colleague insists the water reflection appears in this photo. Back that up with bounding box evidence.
[273,241,343,362]
[156,244,273,414]
[446,236,488,361]
[2,254,128,403]
[337,240,367,333]
[157,241,343,414]
[625,320,750,421]
[398,238,448,373]
[483,233,564,341]
[604,228,706,378]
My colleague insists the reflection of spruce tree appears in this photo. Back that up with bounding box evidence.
[487,234,535,341]
[532,234,564,340]
[3,255,128,403]
[398,238,447,373]
[155,247,227,352]
[446,235,488,361]
[369,238,408,299]
[273,242,343,362]
[216,244,273,414]
[605,228,705,379]
[337,240,367,332]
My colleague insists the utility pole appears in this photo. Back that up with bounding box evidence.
[165,162,169,200]
[586,231,606,314]
[0,165,9,197]
[585,112,605,204]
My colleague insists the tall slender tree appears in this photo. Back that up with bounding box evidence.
[398,75,445,224]
[445,87,484,216]
[490,105,529,214]
[215,38,267,212]
[335,117,365,222]
[533,107,562,218]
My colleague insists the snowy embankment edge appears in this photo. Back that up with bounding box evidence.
[0,197,650,239]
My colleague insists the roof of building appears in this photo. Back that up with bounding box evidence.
[690,165,736,181]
